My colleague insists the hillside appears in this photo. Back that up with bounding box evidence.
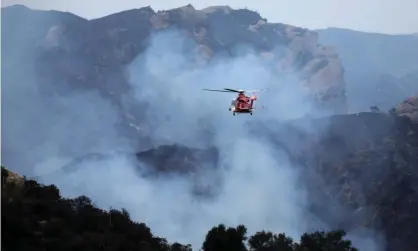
[1,99,417,250]
[316,28,418,112]
[13,95,418,251]
[1,166,360,251]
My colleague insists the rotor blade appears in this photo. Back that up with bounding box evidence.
[223,88,241,93]
[202,89,234,92]
[245,88,266,93]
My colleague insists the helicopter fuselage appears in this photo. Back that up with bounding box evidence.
[201,88,262,116]
[229,94,255,115]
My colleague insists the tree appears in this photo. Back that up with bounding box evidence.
[295,230,358,251]
[370,105,380,112]
[202,224,248,251]
[121,208,131,220]
[170,242,192,251]
[248,231,294,251]
[2,169,361,251]
[1,175,186,251]
[72,195,93,211]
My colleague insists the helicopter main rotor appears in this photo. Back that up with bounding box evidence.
[202,88,264,94]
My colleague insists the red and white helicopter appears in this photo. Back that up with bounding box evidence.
[202,88,265,116]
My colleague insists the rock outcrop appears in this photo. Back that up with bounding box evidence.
[53,144,219,177]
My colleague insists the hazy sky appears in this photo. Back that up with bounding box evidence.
[2,0,418,34]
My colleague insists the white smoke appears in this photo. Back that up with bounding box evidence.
[32,29,313,248]
[2,8,383,250]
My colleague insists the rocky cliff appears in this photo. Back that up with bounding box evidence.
[2,4,347,113]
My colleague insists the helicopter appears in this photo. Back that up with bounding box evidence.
[202,88,265,116]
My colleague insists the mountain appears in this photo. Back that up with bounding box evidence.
[1,4,349,173]
[316,28,418,112]
[3,4,418,251]
[2,4,347,112]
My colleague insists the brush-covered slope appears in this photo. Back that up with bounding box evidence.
[1,165,359,251]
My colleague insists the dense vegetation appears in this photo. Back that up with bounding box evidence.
[1,166,358,251]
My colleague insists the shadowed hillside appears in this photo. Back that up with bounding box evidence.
[316,28,418,111]
[250,97,418,251]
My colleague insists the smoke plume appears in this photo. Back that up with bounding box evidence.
[2,8,383,250]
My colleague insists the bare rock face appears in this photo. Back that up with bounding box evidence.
[148,6,348,113]
[2,4,347,114]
